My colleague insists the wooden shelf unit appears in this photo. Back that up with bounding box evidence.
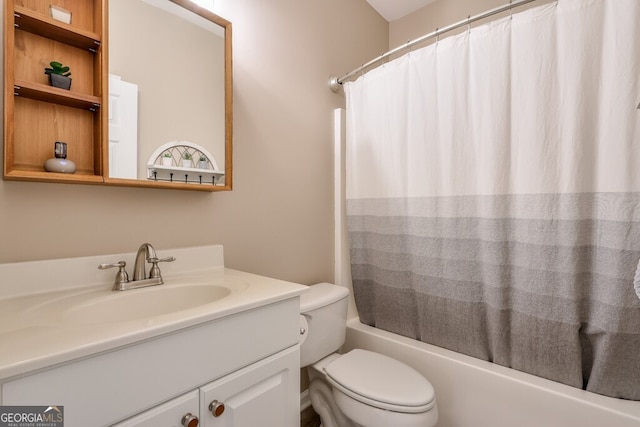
[14,5,101,51]
[4,0,106,184]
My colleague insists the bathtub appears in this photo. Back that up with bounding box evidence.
[342,318,640,427]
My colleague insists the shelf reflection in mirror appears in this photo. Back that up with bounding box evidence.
[107,0,232,190]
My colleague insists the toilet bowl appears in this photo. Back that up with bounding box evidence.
[300,283,438,427]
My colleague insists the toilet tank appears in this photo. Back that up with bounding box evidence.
[299,283,349,367]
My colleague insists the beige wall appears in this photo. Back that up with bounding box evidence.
[0,0,388,285]
[390,0,552,50]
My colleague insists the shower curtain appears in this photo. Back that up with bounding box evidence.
[345,0,640,400]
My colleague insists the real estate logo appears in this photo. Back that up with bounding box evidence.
[0,406,64,427]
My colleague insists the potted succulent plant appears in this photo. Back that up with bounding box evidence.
[44,61,72,90]
[181,152,192,168]
[197,155,208,170]
[161,152,172,166]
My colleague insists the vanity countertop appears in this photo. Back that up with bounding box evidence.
[0,245,307,381]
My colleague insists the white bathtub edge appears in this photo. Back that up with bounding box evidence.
[344,318,640,427]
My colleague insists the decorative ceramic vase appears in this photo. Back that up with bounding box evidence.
[44,158,76,173]
[44,141,76,173]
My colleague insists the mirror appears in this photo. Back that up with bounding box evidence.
[106,0,232,191]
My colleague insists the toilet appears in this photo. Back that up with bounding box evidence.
[299,283,438,427]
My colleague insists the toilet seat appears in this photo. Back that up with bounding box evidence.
[324,349,436,413]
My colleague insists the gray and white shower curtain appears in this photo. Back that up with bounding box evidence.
[345,0,640,399]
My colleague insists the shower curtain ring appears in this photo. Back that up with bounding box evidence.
[467,15,471,32]
[435,27,439,43]
[509,0,513,19]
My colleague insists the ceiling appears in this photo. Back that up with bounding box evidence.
[367,0,439,22]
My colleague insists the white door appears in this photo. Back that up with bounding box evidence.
[199,347,299,427]
[109,74,138,179]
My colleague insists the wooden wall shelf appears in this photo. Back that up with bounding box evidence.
[14,79,101,111]
[13,5,101,51]
[4,169,104,184]
[4,0,106,184]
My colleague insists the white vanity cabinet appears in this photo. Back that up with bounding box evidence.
[1,297,301,427]
[114,347,298,427]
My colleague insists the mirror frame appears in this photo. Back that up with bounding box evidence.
[103,0,232,191]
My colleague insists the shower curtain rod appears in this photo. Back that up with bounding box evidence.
[329,0,541,92]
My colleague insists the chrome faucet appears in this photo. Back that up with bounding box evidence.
[133,243,158,281]
[99,243,175,291]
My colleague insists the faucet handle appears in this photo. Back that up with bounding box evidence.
[98,261,130,288]
[147,256,175,279]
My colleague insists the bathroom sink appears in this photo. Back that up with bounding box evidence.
[63,284,232,324]
[23,279,246,325]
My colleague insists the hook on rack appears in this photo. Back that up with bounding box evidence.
[406,40,412,54]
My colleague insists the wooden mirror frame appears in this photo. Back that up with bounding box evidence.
[3,0,231,191]
[103,0,233,192]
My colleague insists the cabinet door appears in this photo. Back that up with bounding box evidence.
[199,346,300,427]
[112,390,199,427]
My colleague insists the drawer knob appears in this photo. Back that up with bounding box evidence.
[181,412,199,427]
[209,400,225,417]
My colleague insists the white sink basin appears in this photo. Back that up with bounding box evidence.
[22,278,248,325]
[65,284,232,323]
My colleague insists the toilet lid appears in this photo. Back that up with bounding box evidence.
[325,349,435,413]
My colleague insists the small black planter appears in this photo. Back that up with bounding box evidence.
[48,74,72,90]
